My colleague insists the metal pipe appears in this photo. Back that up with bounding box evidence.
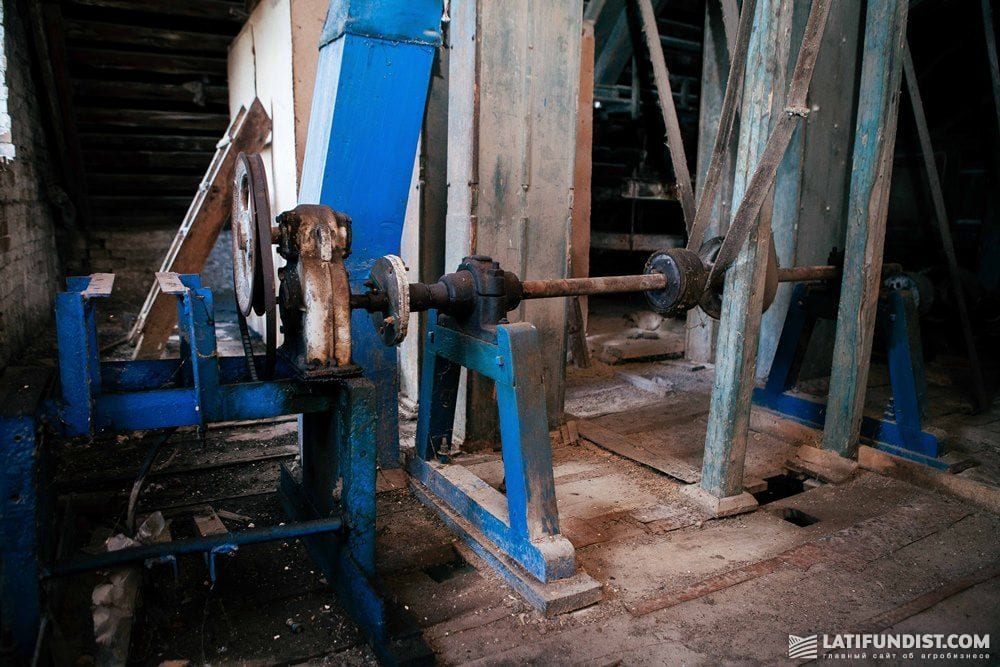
[776,262,902,283]
[520,274,669,299]
[777,265,840,282]
[351,262,907,308]
[44,516,343,578]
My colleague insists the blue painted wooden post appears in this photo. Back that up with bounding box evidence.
[176,276,221,427]
[698,0,790,505]
[298,0,442,466]
[822,0,909,457]
[55,277,108,436]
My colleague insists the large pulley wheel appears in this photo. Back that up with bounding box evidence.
[369,255,410,346]
[231,152,277,378]
[696,235,779,320]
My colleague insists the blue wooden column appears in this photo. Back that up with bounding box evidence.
[693,0,790,512]
[298,0,442,465]
[822,0,909,457]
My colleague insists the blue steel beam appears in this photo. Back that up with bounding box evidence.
[299,0,442,466]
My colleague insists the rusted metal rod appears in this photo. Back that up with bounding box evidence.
[352,262,908,311]
[520,274,668,299]
[777,265,840,282]
[776,262,902,283]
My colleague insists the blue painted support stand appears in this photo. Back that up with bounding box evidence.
[408,311,601,615]
[1,274,426,663]
[408,314,601,614]
[54,276,112,436]
[299,0,442,466]
[411,317,573,582]
[0,368,50,658]
[753,283,944,469]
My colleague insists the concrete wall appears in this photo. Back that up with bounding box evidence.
[0,0,61,368]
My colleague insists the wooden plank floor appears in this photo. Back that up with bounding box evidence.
[50,355,1000,665]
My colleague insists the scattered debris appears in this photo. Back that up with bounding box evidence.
[93,513,170,664]
[626,310,664,331]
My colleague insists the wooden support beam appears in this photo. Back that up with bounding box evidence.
[685,0,746,362]
[571,21,595,328]
[822,0,909,457]
[696,0,831,506]
[449,0,583,439]
[902,44,989,412]
[64,0,246,23]
[634,0,695,227]
[593,0,666,86]
[62,19,234,52]
[66,47,228,76]
[72,80,229,107]
[698,0,787,503]
[128,100,271,358]
[981,0,1000,137]
[26,1,90,227]
[75,109,229,132]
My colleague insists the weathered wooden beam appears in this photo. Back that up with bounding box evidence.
[982,0,1000,137]
[66,47,228,76]
[72,80,229,107]
[686,0,741,363]
[26,1,91,227]
[902,44,988,412]
[571,21,595,328]
[129,101,271,358]
[695,0,831,511]
[75,109,229,131]
[79,133,221,152]
[453,0,583,438]
[64,0,246,22]
[634,0,695,226]
[84,150,219,170]
[63,19,233,52]
[86,173,201,194]
[686,0,756,252]
[822,0,909,457]
[593,0,666,86]
[702,0,832,285]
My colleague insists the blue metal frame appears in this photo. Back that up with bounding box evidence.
[0,368,48,658]
[753,283,944,468]
[0,274,423,664]
[409,313,577,584]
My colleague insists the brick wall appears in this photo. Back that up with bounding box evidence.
[0,0,61,369]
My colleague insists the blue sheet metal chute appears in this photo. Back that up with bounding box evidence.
[298,0,443,466]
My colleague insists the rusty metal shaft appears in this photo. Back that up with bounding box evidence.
[775,262,902,283]
[520,274,668,299]
[353,264,905,310]
[518,262,905,300]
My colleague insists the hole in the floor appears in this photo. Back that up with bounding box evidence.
[422,554,475,583]
[780,507,820,527]
[751,473,806,505]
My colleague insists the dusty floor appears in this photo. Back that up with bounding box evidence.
[41,302,1000,666]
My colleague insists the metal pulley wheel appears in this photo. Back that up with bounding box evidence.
[368,255,410,346]
[696,235,779,320]
[231,152,277,378]
[643,247,708,317]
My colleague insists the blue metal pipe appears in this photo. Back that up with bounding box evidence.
[44,517,343,578]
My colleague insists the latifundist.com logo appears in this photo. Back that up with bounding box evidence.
[789,635,819,660]
[788,633,991,661]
